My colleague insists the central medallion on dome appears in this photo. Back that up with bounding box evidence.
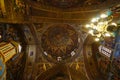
[41,24,79,62]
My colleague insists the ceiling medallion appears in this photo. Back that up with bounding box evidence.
[41,24,80,63]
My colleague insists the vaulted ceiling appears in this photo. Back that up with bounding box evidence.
[30,0,107,9]
[31,0,106,9]
[1,0,120,80]
[1,0,118,24]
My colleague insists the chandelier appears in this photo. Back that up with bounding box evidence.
[85,10,118,41]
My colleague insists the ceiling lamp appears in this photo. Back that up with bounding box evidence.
[85,10,118,42]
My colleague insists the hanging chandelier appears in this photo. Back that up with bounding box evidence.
[85,11,118,41]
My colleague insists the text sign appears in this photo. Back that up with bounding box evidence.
[99,45,112,58]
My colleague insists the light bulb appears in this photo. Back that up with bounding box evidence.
[100,14,108,18]
[88,30,94,35]
[93,25,97,29]
[111,22,117,26]
[105,33,111,37]
[91,18,97,22]
[95,38,100,41]
[85,24,90,28]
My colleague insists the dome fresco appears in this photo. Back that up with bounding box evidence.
[41,24,79,62]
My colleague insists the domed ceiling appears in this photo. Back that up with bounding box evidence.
[41,24,79,62]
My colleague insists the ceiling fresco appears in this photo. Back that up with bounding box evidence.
[0,0,120,80]
[30,0,107,9]
[44,0,84,8]
[41,24,79,62]
[45,0,107,8]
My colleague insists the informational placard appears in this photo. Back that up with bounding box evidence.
[99,45,113,58]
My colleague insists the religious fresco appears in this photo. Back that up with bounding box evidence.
[41,24,79,62]
[27,23,87,80]
[30,0,107,8]
[111,29,120,80]
[97,35,120,80]
[0,0,120,79]
[0,24,26,80]
[44,0,82,8]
